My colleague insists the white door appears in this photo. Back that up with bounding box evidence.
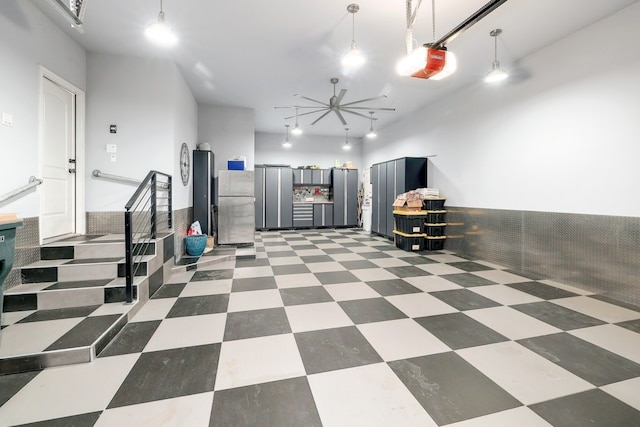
[40,77,76,240]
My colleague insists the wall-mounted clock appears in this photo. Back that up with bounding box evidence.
[180,143,190,186]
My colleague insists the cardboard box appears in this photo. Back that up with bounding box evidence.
[392,198,423,210]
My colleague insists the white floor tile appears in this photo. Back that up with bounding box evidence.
[296,249,327,257]
[472,260,507,270]
[601,377,640,411]
[180,279,232,297]
[215,334,305,390]
[465,307,562,340]
[457,341,593,405]
[324,282,381,301]
[416,263,466,275]
[0,310,35,326]
[89,302,132,316]
[268,256,304,266]
[228,289,283,312]
[471,270,530,284]
[306,262,346,273]
[443,406,552,427]
[469,285,543,306]
[195,260,235,271]
[351,268,401,282]
[386,293,458,318]
[347,246,379,253]
[570,324,640,364]
[329,253,366,261]
[357,319,451,361]
[552,296,640,323]
[232,266,274,279]
[95,391,214,427]
[404,275,463,292]
[130,298,177,322]
[143,313,226,352]
[285,302,353,332]
[166,270,196,284]
[0,354,139,426]
[275,273,322,289]
[309,363,437,427]
[0,318,82,357]
[368,257,412,268]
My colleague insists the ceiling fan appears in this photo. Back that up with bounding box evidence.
[277,77,395,126]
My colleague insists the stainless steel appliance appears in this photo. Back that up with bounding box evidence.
[218,170,255,244]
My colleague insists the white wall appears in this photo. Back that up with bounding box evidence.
[255,132,364,170]
[86,53,197,211]
[364,2,640,217]
[198,104,255,174]
[0,1,86,217]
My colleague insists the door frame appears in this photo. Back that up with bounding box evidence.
[38,66,86,242]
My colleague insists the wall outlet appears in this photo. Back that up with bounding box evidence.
[106,144,117,153]
[110,154,117,163]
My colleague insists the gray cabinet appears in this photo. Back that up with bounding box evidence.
[255,166,293,229]
[293,204,314,228]
[313,204,334,227]
[332,168,358,227]
[293,169,331,185]
[371,157,427,238]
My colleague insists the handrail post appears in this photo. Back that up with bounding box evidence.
[124,209,134,304]
[151,174,157,239]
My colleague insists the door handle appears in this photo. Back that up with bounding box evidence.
[69,159,76,163]
[69,168,76,174]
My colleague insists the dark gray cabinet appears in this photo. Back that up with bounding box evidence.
[255,165,293,229]
[293,204,314,227]
[371,157,427,238]
[293,168,332,185]
[313,204,334,227]
[193,150,214,235]
[332,168,358,227]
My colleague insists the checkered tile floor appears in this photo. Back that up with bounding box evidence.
[2,229,640,426]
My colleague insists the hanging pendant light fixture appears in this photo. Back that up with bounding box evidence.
[282,124,292,148]
[291,108,303,135]
[485,28,508,83]
[366,112,377,139]
[342,127,352,150]
[342,3,366,69]
[145,0,178,47]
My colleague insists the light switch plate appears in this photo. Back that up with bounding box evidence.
[106,144,117,153]
[1,112,14,127]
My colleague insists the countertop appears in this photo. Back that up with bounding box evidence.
[293,201,334,205]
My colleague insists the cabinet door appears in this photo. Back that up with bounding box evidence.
[324,204,334,226]
[378,163,388,235]
[385,161,395,237]
[322,169,332,185]
[371,164,379,233]
[346,169,358,226]
[332,169,346,226]
[313,204,333,227]
[280,167,293,227]
[254,166,265,229]
[293,169,302,185]
[311,169,322,185]
[265,167,280,228]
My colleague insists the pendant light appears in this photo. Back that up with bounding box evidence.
[342,4,365,69]
[366,112,377,138]
[291,108,303,135]
[282,124,292,148]
[342,127,352,150]
[145,0,178,47]
[485,29,509,83]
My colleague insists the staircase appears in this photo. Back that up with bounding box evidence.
[0,232,174,375]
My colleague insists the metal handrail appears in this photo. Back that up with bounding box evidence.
[0,176,44,204]
[93,169,169,189]
[123,170,172,303]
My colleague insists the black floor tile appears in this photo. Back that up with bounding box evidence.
[235,258,271,268]
[98,320,162,357]
[389,352,521,425]
[447,261,494,272]
[64,257,122,265]
[191,269,234,281]
[44,279,112,290]
[322,247,352,255]
[529,389,640,427]
[365,279,422,296]
[151,283,186,299]
[314,271,360,285]
[272,264,311,275]
[291,244,317,250]
[414,313,508,350]
[279,287,334,306]
[339,260,379,270]
[267,250,298,258]
[518,333,640,386]
[342,242,365,247]
[440,273,497,287]
[263,241,289,246]
[338,298,408,324]
[166,294,229,318]
[430,289,501,311]
[104,286,138,303]
[45,315,123,351]
[40,246,74,260]
[507,281,579,300]
[0,371,40,406]
[358,251,392,259]
[512,301,606,330]
[231,276,277,292]
[21,267,57,284]
[384,265,432,278]
[300,255,334,264]
[616,318,640,333]
[18,305,100,323]
[14,411,102,427]
[294,326,383,375]
[107,344,221,408]
[396,255,437,265]
[209,377,322,427]
[2,293,38,313]
[224,307,291,341]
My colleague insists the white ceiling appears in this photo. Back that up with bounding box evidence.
[32,0,638,137]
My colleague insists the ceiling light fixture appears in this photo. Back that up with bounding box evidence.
[145,0,178,47]
[343,127,352,150]
[291,108,303,135]
[366,112,377,138]
[342,3,365,69]
[46,0,85,32]
[485,28,509,83]
[282,125,292,148]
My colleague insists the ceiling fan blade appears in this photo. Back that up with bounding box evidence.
[343,107,397,111]
[311,110,333,125]
[341,95,388,107]
[297,108,329,118]
[334,110,348,126]
[340,109,375,120]
[335,89,347,104]
[296,95,329,106]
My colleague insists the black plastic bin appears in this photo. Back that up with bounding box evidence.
[393,230,427,252]
[425,236,446,251]
[393,210,427,234]
[425,210,446,224]
[425,223,447,237]
[422,198,446,210]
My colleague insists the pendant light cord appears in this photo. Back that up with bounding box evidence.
[432,0,436,42]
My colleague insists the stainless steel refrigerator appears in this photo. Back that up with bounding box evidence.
[217,170,255,245]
